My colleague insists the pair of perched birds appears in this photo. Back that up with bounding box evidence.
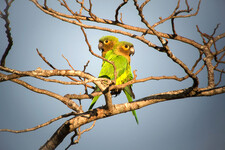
[89,35,139,124]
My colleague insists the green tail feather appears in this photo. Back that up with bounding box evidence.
[132,110,139,124]
[89,88,101,110]
[124,88,139,124]
[89,95,100,110]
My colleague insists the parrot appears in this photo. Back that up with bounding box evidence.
[98,35,119,58]
[88,35,119,110]
[89,40,139,124]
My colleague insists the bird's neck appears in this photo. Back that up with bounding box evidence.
[114,51,130,63]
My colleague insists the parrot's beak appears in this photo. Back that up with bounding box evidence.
[130,47,135,56]
[98,42,103,51]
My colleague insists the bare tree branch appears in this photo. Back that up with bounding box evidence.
[12,78,82,112]
[0,0,14,66]
[38,85,225,149]
[36,48,56,70]
[36,48,94,89]
[58,0,75,15]
[115,0,128,22]
[66,120,96,148]
[1,1,224,149]
[0,112,77,133]
[30,0,204,50]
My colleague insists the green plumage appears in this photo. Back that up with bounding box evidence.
[89,39,139,124]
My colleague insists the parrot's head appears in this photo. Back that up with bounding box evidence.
[98,36,118,57]
[116,41,135,56]
[114,41,135,62]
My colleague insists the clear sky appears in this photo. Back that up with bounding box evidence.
[0,0,225,150]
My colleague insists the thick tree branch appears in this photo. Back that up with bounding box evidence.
[0,66,109,91]
[196,25,223,88]
[39,85,225,149]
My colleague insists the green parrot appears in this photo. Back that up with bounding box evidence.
[88,35,119,110]
[89,41,139,124]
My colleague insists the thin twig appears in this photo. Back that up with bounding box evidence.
[62,54,76,70]
[12,78,82,112]
[44,0,48,9]
[36,48,94,89]
[215,69,224,86]
[65,130,77,150]
[80,120,96,134]
[171,0,180,35]
[36,49,56,69]
[133,0,167,52]
[120,13,123,23]
[140,0,151,10]
[215,68,225,73]
[153,0,201,28]
[74,120,96,143]
[196,25,207,44]
[88,0,97,19]
[83,60,90,94]
[211,23,220,37]
[78,0,85,15]
[214,52,225,70]
[115,0,128,22]
[0,0,14,66]
[0,112,77,133]
[58,0,75,15]
[66,120,96,148]
[76,0,89,13]
[191,50,203,72]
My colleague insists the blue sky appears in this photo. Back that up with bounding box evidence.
[0,0,225,150]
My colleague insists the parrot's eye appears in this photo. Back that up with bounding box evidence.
[104,40,109,44]
[123,45,129,50]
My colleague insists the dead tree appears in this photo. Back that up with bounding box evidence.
[0,0,224,149]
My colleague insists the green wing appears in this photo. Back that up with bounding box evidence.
[99,54,128,81]
[122,65,135,98]
[104,49,114,60]
[89,51,128,110]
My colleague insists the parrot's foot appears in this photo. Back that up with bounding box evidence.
[111,89,122,97]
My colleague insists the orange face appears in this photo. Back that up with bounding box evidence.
[98,36,118,57]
